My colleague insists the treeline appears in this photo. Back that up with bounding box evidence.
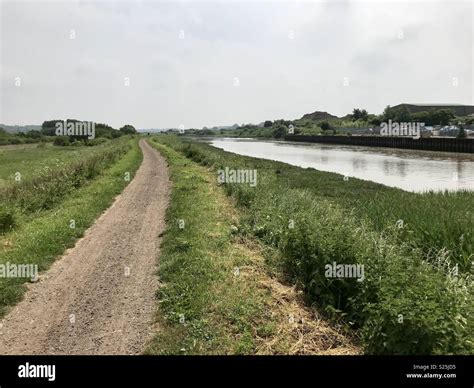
[42,120,137,146]
[183,119,298,139]
[369,106,467,126]
[183,106,474,139]
[0,127,53,145]
[294,106,473,137]
[0,120,137,147]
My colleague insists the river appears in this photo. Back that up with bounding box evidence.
[208,138,474,192]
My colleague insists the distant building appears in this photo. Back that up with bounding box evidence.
[392,103,474,117]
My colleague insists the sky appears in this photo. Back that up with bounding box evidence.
[1,0,473,129]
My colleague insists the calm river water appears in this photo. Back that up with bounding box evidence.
[208,138,474,192]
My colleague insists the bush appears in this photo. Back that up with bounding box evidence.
[457,127,467,139]
[71,139,84,147]
[8,138,23,145]
[0,207,15,234]
[53,136,70,146]
[272,126,286,138]
[320,121,331,131]
[0,141,131,214]
[85,138,108,146]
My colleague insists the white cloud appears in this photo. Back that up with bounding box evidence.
[1,0,472,128]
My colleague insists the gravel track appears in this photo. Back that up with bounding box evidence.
[0,139,169,355]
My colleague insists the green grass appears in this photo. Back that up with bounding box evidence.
[0,137,142,316]
[1,140,130,215]
[0,142,109,187]
[174,137,473,272]
[145,139,322,355]
[152,135,473,355]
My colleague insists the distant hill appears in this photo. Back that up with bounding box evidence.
[391,103,474,117]
[300,111,339,121]
[0,124,42,133]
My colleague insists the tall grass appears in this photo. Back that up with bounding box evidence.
[154,135,473,354]
[177,137,473,272]
[0,138,142,316]
[146,140,296,354]
[0,139,132,233]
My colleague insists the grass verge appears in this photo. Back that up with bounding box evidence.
[0,138,142,316]
[145,139,359,355]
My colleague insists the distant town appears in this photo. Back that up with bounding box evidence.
[142,103,474,139]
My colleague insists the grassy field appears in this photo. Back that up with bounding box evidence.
[0,143,109,187]
[145,139,359,355]
[0,137,142,316]
[151,135,473,355]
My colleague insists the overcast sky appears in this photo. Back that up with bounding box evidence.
[1,0,473,129]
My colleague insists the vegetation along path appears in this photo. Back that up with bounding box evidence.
[0,140,170,354]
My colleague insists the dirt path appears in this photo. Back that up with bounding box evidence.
[0,139,170,355]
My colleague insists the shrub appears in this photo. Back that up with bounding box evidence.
[53,136,70,146]
[8,138,23,145]
[85,138,108,146]
[320,121,331,131]
[0,207,15,234]
[0,141,131,214]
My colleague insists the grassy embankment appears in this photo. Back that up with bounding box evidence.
[145,138,359,355]
[151,135,473,355]
[0,137,142,316]
[0,142,119,187]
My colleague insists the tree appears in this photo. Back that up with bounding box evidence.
[273,126,286,138]
[431,109,455,126]
[352,108,369,121]
[382,106,394,121]
[360,109,368,121]
[53,136,69,146]
[119,125,137,134]
[26,130,42,139]
[320,121,331,131]
[41,120,63,136]
[457,126,467,139]
[411,111,431,125]
[369,116,382,126]
[382,105,412,122]
[263,120,273,127]
[394,106,411,122]
[411,109,455,126]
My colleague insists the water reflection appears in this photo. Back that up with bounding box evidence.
[208,138,474,192]
[352,158,367,171]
